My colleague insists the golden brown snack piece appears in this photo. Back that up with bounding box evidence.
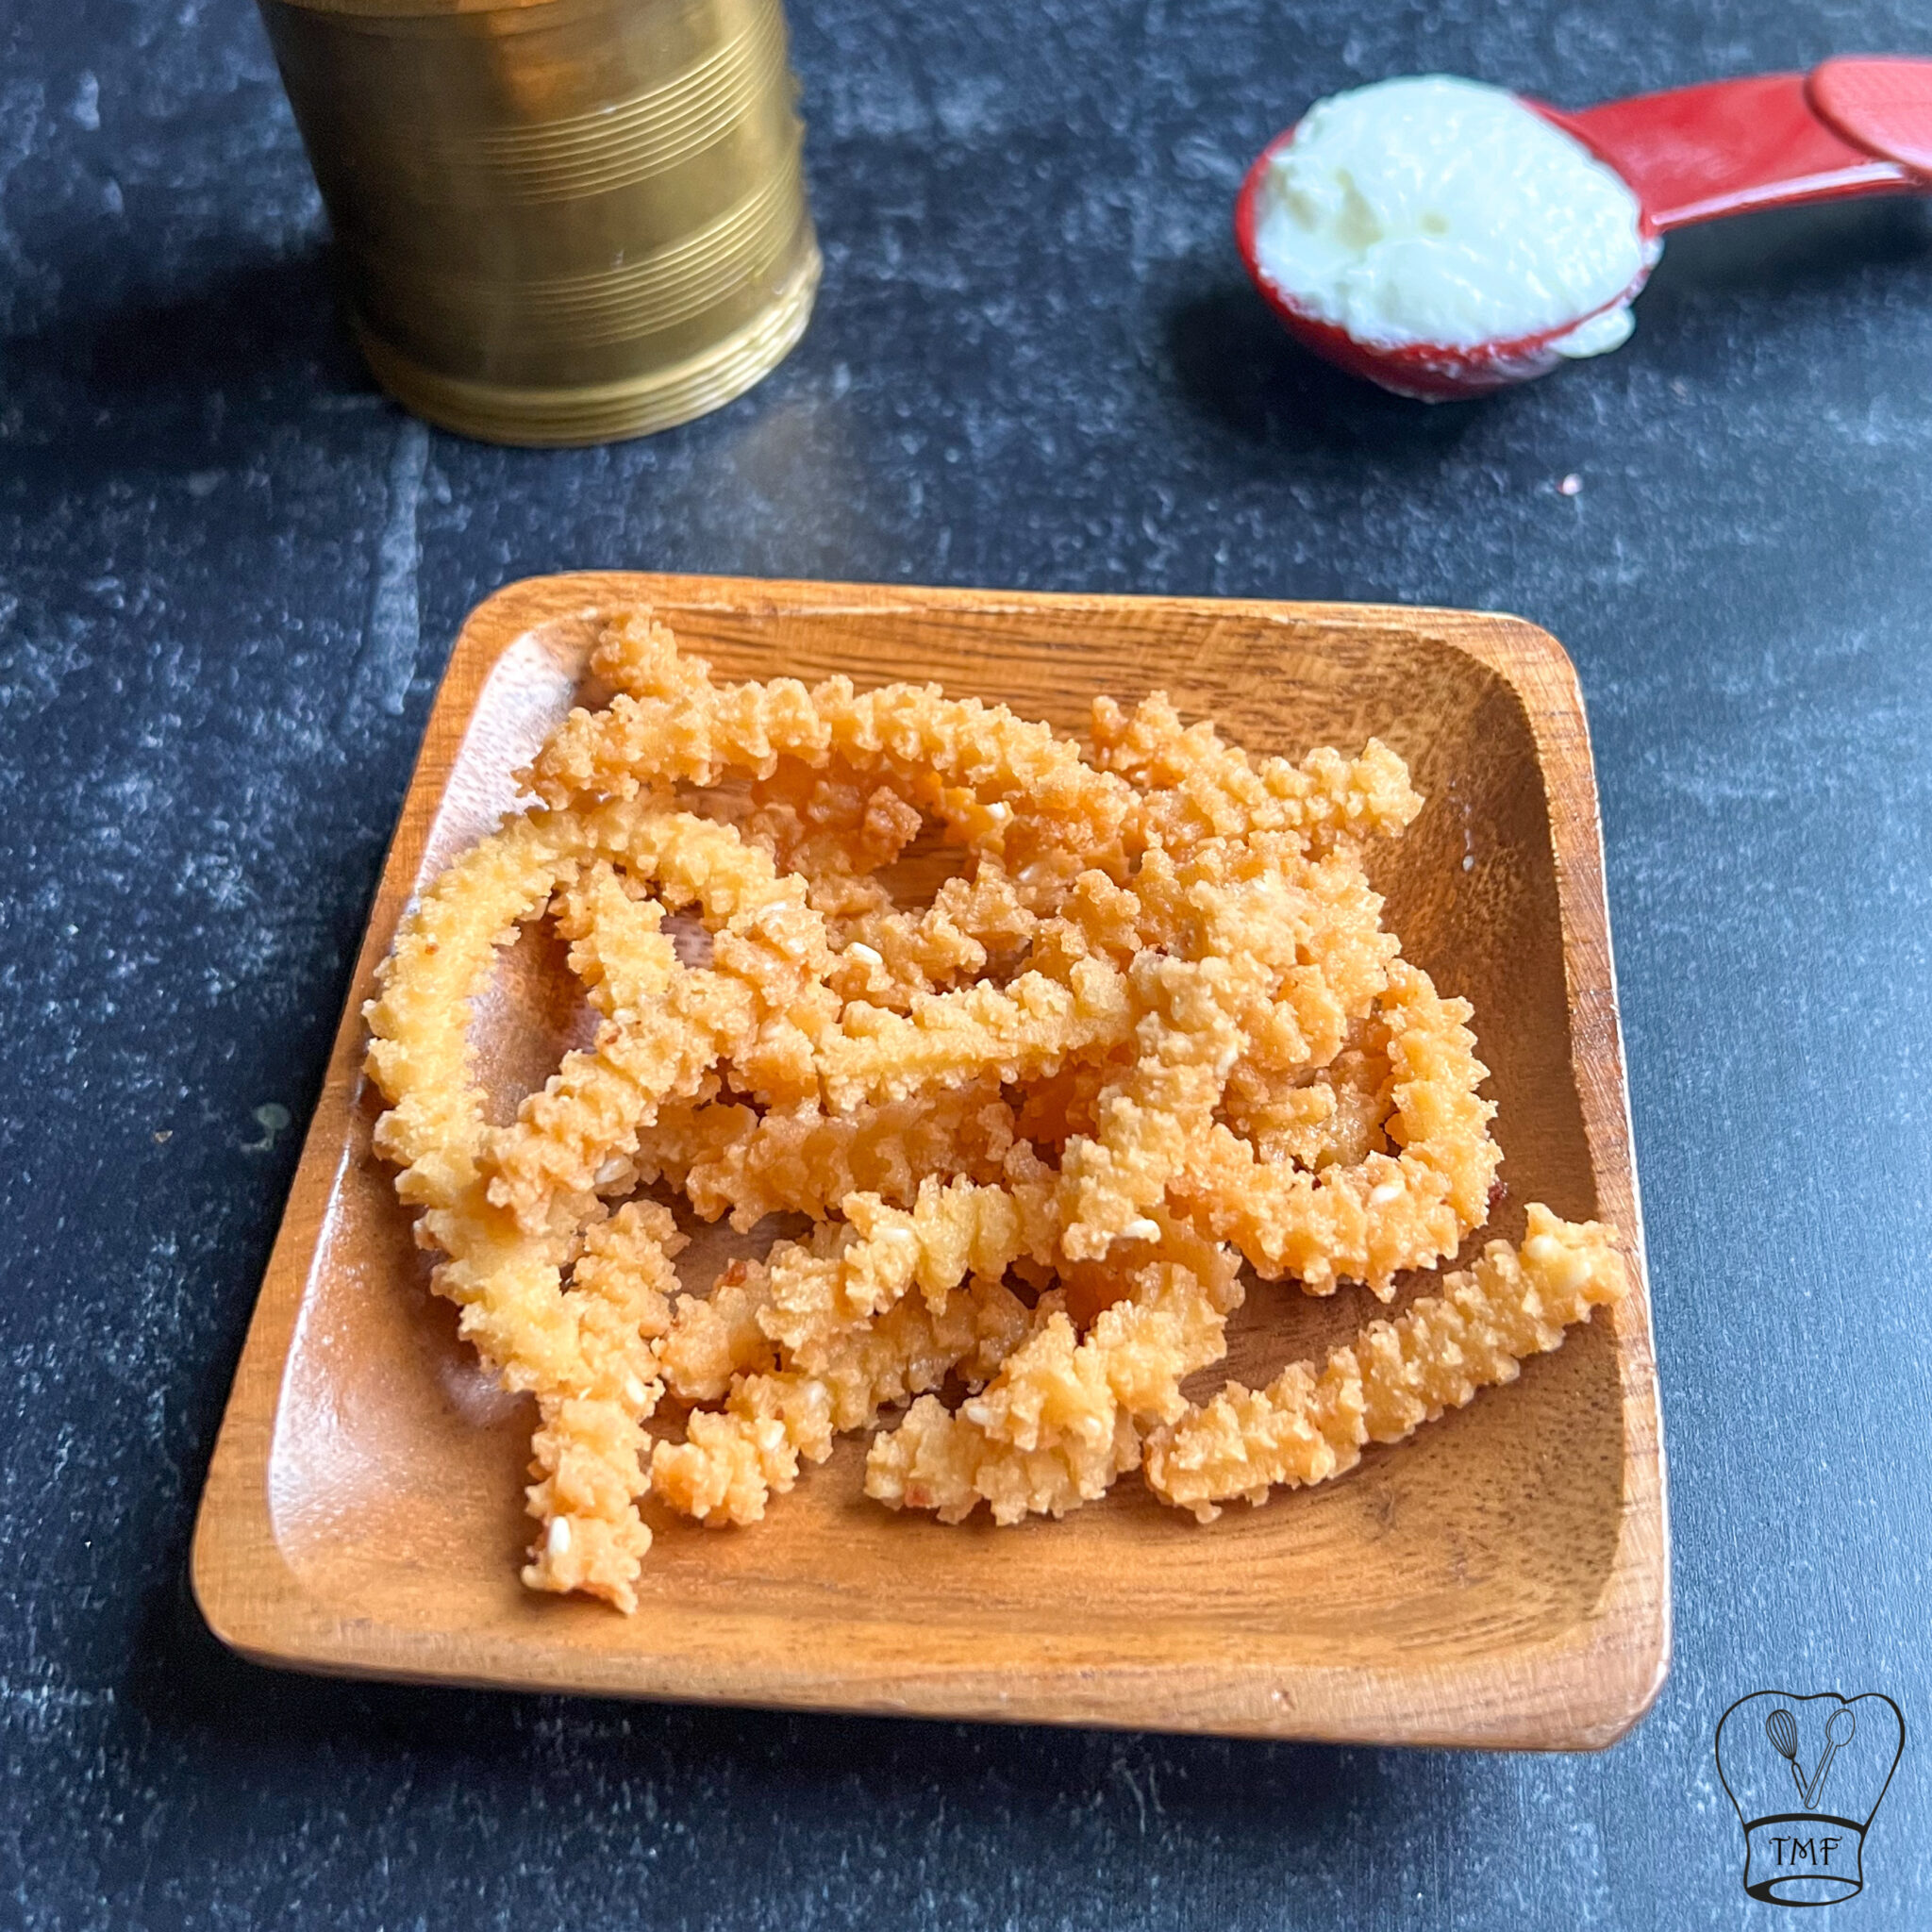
[521,1201,685,1609]
[827,863,1040,1011]
[865,1242,1242,1524]
[532,610,1135,862]
[659,1256,775,1403]
[485,809,841,1235]
[738,758,928,880]
[1091,691,1424,854]
[364,808,579,1213]
[668,1079,1018,1230]
[818,958,1133,1110]
[780,1171,1060,1332]
[1051,844,1403,1262]
[650,1165,1069,1520]
[362,807,696,1612]
[728,758,1046,1015]
[1141,1206,1626,1520]
[1172,959,1500,1295]
[1221,1019,1393,1171]
[651,1274,1035,1525]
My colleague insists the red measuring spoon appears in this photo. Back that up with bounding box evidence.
[1234,57,1932,400]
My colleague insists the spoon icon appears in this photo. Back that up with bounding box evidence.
[1236,57,1932,398]
[1808,1706,1857,1808]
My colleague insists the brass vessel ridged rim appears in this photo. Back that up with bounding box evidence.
[267,0,603,21]
[415,4,788,204]
[355,161,805,348]
[354,241,820,445]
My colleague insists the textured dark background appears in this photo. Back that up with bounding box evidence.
[4,0,1930,1925]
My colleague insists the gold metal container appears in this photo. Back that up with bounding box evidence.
[259,0,820,445]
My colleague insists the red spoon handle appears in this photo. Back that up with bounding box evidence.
[1534,58,1932,232]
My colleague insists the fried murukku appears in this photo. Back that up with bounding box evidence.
[531,610,1135,864]
[1091,690,1424,854]
[1141,1205,1627,1519]
[653,1273,1037,1525]
[1051,846,1403,1262]
[865,1243,1242,1524]
[1170,958,1500,1295]
[483,808,843,1234]
[662,1078,1017,1231]
[363,608,1623,1611]
[365,806,696,1611]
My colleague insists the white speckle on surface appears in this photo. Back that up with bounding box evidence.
[0,81,56,331]
[70,73,99,129]
[546,1518,571,1558]
[241,1102,291,1151]
[1171,133,1241,185]
[1122,1217,1162,1241]
[845,941,883,967]
[1557,473,1583,496]
[342,418,429,722]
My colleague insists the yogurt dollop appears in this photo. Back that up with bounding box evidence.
[1252,75,1656,358]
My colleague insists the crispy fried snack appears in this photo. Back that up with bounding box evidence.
[1170,958,1500,1295]
[486,810,841,1235]
[1052,846,1401,1262]
[362,607,1610,1612]
[1091,690,1424,854]
[363,806,690,1612]
[665,1078,1018,1230]
[651,1274,1038,1526]
[531,610,1135,864]
[1141,1205,1626,1519]
[522,1201,684,1603]
[865,1221,1245,1524]
[1220,1018,1393,1171]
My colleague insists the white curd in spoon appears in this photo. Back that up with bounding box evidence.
[1252,75,1656,357]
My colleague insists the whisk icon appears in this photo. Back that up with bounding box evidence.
[1765,1707,1807,1800]
[1766,1704,1857,1807]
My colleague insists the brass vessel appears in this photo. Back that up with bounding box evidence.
[259,0,820,445]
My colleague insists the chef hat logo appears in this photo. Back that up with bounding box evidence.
[1714,1690,1905,1906]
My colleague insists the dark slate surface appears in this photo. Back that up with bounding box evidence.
[3,0,1930,1924]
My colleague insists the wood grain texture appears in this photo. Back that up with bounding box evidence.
[190,572,1669,1746]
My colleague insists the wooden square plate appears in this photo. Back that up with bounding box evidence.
[192,573,1669,1747]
